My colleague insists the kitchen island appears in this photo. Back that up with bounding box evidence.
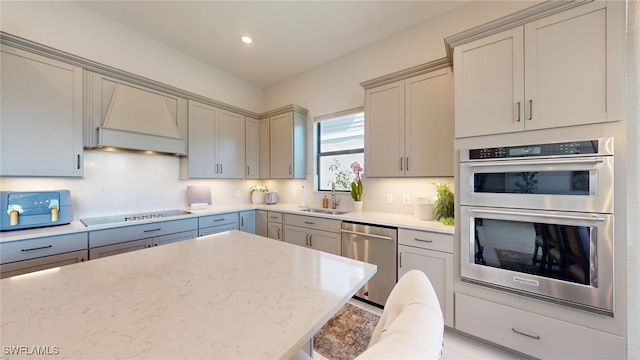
[0,231,377,359]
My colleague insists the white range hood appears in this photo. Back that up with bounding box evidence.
[85,71,188,155]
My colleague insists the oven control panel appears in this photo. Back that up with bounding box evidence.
[468,140,601,160]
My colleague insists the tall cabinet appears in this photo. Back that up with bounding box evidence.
[361,64,454,177]
[181,100,245,179]
[245,117,260,179]
[452,1,625,138]
[0,44,83,177]
[259,105,307,179]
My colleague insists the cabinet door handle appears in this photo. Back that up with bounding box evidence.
[278,228,281,239]
[240,217,244,226]
[406,157,409,171]
[528,99,533,120]
[399,252,403,268]
[289,164,292,175]
[400,157,403,171]
[247,166,250,175]
[215,164,219,173]
[415,238,433,243]
[516,102,521,122]
[77,154,81,170]
[144,228,161,233]
[512,328,540,340]
[309,234,313,247]
[220,164,223,174]
[305,234,309,246]
[21,245,53,252]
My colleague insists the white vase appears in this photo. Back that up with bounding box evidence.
[252,192,265,204]
[353,201,363,212]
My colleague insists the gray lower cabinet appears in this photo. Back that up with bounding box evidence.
[0,232,88,279]
[198,213,239,236]
[283,214,341,255]
[398,228,454,327]
[239,210,255,234]
[256,210,268,237]
[88,218,198,259]
[0,44,83,177]
[266,212,283,241]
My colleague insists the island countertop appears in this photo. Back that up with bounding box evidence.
[0,231,377,359]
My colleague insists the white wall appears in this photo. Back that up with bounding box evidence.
[261,1,538,214]
[0,1,263,113]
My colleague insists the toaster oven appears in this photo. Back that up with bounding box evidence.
[0,190,74,231]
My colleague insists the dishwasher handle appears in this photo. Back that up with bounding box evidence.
[340,229,394,241]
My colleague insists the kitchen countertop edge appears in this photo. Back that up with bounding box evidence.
[0,203,453,243]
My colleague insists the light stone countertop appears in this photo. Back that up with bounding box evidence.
[0,203,453,243]
[0,230,377,359]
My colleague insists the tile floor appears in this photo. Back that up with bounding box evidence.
[313,299,523,360]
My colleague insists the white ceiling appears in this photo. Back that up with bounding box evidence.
[75,1,468,88]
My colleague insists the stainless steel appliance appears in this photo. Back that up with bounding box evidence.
[80,209,191,226]
[460,138,614,315]
[341,222,397,307]
[1,190,73,231]
[265,192,278,205]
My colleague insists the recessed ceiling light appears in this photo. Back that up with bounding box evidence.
[241,36,253,44]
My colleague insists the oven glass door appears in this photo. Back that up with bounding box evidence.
[460,206,614,314]
[460,156,613,213]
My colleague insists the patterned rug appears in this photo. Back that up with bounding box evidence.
[313,303,380,360]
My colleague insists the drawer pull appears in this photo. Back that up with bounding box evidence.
[415,238,433,243]
[144,228,162,232]
[214,218,225,222]
[21,245,53,252]
[512,328,540,340]
[304,221,315,225]
[269,216,279,219]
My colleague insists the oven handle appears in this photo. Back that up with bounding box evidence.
[469,208,606,222]
[467,158,604,168]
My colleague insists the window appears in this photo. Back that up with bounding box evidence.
[316,108,364,192]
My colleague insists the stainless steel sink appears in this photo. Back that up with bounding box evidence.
[298,208,349,215]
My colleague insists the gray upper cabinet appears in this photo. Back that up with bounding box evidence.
[260,105,307,179]
[181,100,245,179]
[0,45,83,177]
[362,64,454,177]
[245,117,260,179]
[84,71,188,155]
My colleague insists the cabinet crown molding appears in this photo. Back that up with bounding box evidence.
[443,0,590,64]
[360,57,450,89]
[259,104,309,119]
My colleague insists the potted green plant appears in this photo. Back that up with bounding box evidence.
[350,161,364,211]
[433,183,454,225]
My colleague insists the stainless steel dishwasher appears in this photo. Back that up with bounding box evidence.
[341,222,397,307]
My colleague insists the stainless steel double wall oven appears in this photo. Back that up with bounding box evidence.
[459,138,615,315]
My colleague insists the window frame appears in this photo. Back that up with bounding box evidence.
[314,107,364,192]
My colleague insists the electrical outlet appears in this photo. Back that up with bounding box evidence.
[385,193,393,205]
[235,190,241,198]
[403,194,410,206]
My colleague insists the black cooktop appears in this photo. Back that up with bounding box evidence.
[80,209,191,226]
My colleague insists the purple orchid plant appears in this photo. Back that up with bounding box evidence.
[350,161,363,201]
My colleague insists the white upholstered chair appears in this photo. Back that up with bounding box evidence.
[355,269,445,359]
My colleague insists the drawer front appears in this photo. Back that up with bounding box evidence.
[1,232,88,264]
[89,239,150,260]
[198,213,239,228]
[455,293,625,359]
[89,218,197,248]
[199,223,239,237]
[267,211,282,223]
[284,214,341,233]
[398,228,453,253]
[1,250,88,279]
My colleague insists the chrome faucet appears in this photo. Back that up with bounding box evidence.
[331,182,341,209]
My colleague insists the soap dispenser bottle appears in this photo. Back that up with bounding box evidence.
[322,196,329,208]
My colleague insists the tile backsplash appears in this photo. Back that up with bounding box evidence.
[0,149,454,218]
